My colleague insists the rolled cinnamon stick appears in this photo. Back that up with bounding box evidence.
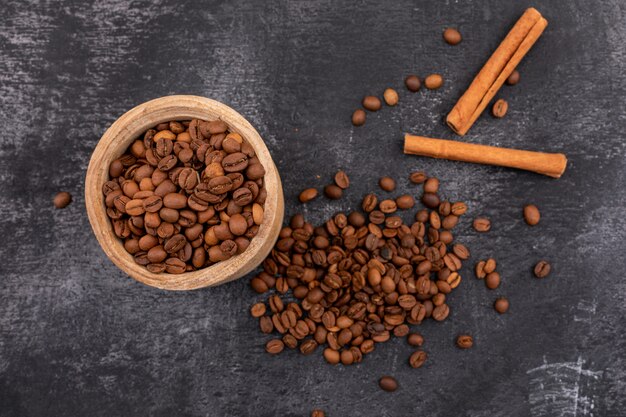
[446,8,548,136]
[404,134,567,178]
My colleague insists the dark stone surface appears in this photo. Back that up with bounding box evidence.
[1,1,625,416]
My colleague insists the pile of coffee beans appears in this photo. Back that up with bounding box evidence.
[101,119,266,274]
[250,172,470,367]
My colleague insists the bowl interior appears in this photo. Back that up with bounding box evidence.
[85,95,283,290]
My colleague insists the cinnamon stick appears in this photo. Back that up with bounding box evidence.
[446,8,548,136]
[403,134,567,178]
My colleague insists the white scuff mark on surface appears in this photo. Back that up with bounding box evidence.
[527,356,603,417]
[573,299,598,323]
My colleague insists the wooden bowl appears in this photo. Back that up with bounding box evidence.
[85,95,284,290]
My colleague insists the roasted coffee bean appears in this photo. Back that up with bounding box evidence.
[362,96,382,111]
[396,195,415,210]
[492,99,508,118]
[432,304,450,321]
[407,333,424,347]
[379,199,397,214]
[409,350,427,368]
[265,339,284,355]
[424,74,443,90]
[451,201,467,215]
[485,272,501,289]
[352,109,366,126]
[143,195,163,213]
[379,376,398,392]
[523,204,541,226]
[311,410,325,417]
[473,217,491,232]
[506,70,520,86]
[452,243,470,260]
[334,170,350,189]
[222,152,249,172]
[484,258,497,273]
[362,194,378,212]
[534,260,551,278]
[456,335,473,349]
[300,188,318,203]
[409,171,427,184]
[165,257,186,274]
[324,184,343,200]
[494,297,509,314]
[233,187,253,206]
[443,27,462,45]
[405,75,421,92]
[422,193,440,209]
[53,191,72,208]
[379,176,396,192]
[383,88,399,106]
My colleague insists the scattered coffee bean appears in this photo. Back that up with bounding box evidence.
[405,75,421,92]
[407,333,424,347]
[494,297,509,314]
[423,177,439,193]
[250,303,266,318]
[395,195,415,210]
[324,184,343,200]
[383,88,399,106]
[379,176,396,192]
[484,258,497,274]
[379,376,398,392]
[311,410,325,417]
[506,70,520,86]
[299,188,318,203]
[443,28,462,45]
[352,109,366,126]
[492,99,508,118]
[456,335,473,349]
[523,204,541,226]
[409,171,427,184]
[53,191,72,209]
[409,350,428,368]
[424,74,444,90]
[103,118,265,273]
[485,272,501,289]
[334,170,350,189]
[533,260,551,278]
[265,339,285,354]
[362,96,382,111]
[473,217,491,232]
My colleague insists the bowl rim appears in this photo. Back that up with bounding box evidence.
[85,95,283,290]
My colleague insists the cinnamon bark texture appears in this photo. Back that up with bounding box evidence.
[403,134,567,178]
[446,8,548,136]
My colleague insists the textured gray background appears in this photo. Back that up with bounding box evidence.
[1,0,625,416]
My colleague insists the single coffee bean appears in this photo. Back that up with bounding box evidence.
[452,243,470,260]
[334,170,350,189]
[422,192,440,209]
[405,75,421,92]
[432,304,450,321]
[424,177,439,193]
[409,171,427,184]
[396,195,415,210]
[407,332,424,347]
[299,188,318,203]
[506,70,520,86]
[379,376,398,392]
[324,184,343,200]
[379,176,396,192]
[533,260,551,278]
[492,99,508,118]
[484,258,497,273]
[473,217,491,232]
[221,152,249,172]
[323,348,340,365]
[265,339,284,355]
[443,27,462,45]
[383,88,399,106]
[494,297,509,314]
[456,335,473,349]
[362,194,378,212]
[451,201,467,215]
[352,109,366,126]
[424,74,444,90]
[53,191,72,208]
[475,261,486,279]
[362,96,382,111]
[409,350,427,368]
[311,410,325,417]
[485,272,501,290]
[523,204,541,226]
[164,257,186,274]
[143,195,163,213]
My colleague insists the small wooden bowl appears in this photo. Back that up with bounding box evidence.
[85,95,284,290]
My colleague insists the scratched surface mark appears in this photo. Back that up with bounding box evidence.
[0,0,625,416]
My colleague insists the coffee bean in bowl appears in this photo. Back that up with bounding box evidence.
[85,95,284,290]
